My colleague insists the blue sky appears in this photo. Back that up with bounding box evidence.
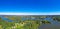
[0,0,60,13]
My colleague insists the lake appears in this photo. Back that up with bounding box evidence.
[38,17,60,29]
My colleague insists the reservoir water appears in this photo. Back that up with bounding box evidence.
[38,17,60,29]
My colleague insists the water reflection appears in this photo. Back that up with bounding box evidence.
[39,17,60,29]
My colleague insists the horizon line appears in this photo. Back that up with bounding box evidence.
[0,12,60,15]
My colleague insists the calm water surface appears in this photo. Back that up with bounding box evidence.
[39,17,60,29]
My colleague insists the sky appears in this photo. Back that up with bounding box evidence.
[0,0,60,15]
